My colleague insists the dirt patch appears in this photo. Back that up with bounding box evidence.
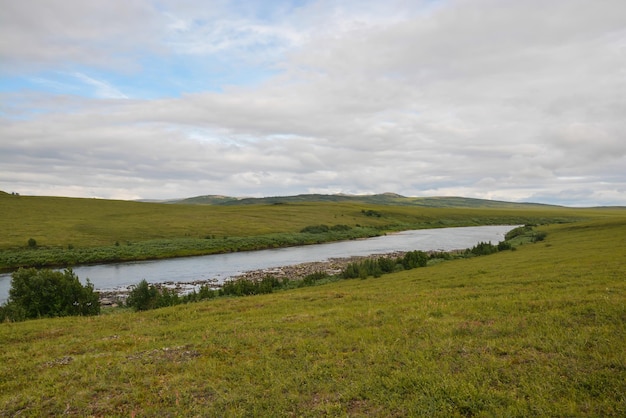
[125,345,200,364]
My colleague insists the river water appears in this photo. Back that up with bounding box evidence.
[0,225,515,303]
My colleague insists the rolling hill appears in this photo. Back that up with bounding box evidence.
[172,193,561,208]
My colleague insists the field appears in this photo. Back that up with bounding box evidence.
[1,209,625,416]
[0,192,598,270]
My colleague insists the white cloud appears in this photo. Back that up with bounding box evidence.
[71,73,128,99]
[1,0,625,205]
[0,0,162,72]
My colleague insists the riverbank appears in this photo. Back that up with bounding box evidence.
[98,252,410,306]
[4,218,624,416]
[2,225,519,305]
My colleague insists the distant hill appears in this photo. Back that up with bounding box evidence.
[166,195,241,205]
[170,193,561,208]
[2,190,559,208]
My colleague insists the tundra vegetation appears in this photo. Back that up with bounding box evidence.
[0,194,625,415]
[1,268,100,321]
[0,192,589,270]
[0,225,545,319]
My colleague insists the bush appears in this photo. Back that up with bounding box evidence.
[197,285,217,300]
[505,226,528,241]
[497,241,512,251]
[157,287,181,308]
[220,275,283,297]
[301,271,328,286]
[470,241,498,256]
[3,268,100,321]
[402,251,429,269]
[430,251,453,260]
[341,262,361,279]
[342,252,429,280]
[126,279,160,311]
[300,225,330,234]
[377,256,398,273]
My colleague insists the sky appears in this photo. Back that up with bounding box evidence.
[1,0,625,206]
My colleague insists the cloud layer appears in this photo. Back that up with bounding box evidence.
[1,0,625,205]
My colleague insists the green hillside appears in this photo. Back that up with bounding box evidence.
[0,192,594,270]
[1,216,624,416]
[173,193,561,208]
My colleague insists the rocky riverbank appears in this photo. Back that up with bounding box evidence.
[98,252,408,306]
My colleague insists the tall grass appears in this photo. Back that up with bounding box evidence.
[1,215,625,416]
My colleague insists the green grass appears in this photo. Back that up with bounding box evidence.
[0,192,602,270]
[1,215,625,416]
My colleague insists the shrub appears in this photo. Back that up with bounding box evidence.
[302,271,328,286]
[505,225,534,241]
[179,285,218,303]
[300,225,330,234]
[402,250,429,269]
[341,262,360,279]
[197,285,217,300]
[125,280,185,311]
[4,268,100,321]
[27,238,37,248]
[377,256,398,273]
[220,275,283,297]
[470,241,498,256]
[157,287,181,308]
[497,241,512,251]
[126,279,159,311]
[342,251,429,280]
[430,251,453,260]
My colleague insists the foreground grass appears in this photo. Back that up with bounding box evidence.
[0,192,600,270]
[1,216,625,416]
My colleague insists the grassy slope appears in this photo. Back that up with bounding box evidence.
[0,192,591,250]
[0,193,595,270]
[1,216,625,416]
[174,193,559,208]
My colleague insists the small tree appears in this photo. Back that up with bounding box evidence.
[27,238,37,248]
[5,268,100,320]
[126,279,160,311]
[470,241,498,256]
[402,250,429,269]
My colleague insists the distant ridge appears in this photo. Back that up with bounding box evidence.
[169,195,241,205]
[169,193,561,208]
[2,190,564,208]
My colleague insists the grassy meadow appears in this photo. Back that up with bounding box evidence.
[0,192,598,270]
[1,210,625,416]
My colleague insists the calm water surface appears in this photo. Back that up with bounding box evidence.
[0,225,515,302]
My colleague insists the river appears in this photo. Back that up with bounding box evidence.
[0,225,515,303]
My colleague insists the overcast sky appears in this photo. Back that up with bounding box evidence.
[1,0,625,206]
